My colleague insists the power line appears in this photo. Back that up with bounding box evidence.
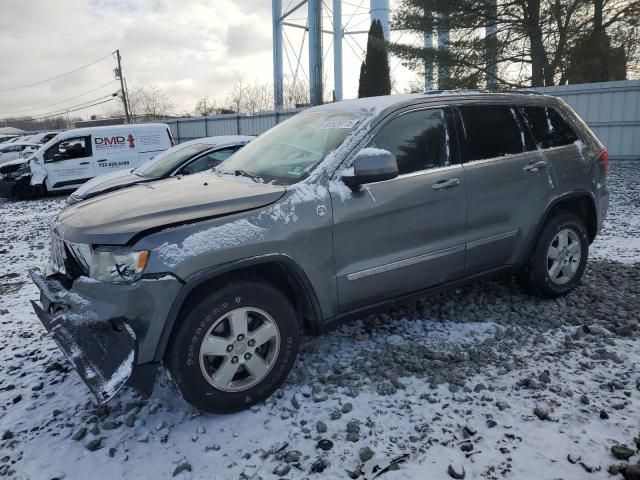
[27,96,117,121]
[0,51,114,94]
[0,80,119,116]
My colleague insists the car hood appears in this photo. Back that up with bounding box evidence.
[55,173,286,245]
[71,169,144,199]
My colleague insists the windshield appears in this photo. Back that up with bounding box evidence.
[219,111,364,184]
[135,143,213,178]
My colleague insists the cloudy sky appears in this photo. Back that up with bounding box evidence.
[0,0,416,121]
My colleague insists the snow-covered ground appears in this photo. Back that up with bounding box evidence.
[0,162,638,480]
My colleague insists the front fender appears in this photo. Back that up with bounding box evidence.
[152,254,324,362]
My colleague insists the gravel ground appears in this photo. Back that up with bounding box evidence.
[0,162,638,480]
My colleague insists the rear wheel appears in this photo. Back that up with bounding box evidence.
[166,281,300,413]
[518,212,589,298]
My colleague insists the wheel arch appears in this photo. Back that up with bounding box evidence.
[153,254,323,362]
[527,190,598,259]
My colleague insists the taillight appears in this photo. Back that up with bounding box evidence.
[598,149,608,173]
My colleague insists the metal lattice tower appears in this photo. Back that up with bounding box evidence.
[272,0,391,109]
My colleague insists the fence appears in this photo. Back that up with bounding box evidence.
[167,79,640,160]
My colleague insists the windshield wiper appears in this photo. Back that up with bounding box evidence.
[233,169,258,182]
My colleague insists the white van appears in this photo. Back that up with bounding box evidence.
[0,123,173,199]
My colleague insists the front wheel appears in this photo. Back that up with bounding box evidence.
[165,281,300,413]
[518,212,589,298]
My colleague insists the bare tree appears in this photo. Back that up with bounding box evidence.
[193,96,220,116]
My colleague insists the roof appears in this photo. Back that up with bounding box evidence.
[55,123,169,139]
[0,141,39,148]
[306,90,557,117]
[178,135,254,148]
[0,127,26,135]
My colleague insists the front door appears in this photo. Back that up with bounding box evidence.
[44,136,95,190]
[331,107,467,312]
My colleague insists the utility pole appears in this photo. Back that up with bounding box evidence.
[115,49,131,123]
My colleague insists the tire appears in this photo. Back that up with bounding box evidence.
[165,280,300,413]
[518,212,589,298]
[14,179,43,200]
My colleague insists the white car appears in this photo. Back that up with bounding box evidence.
[0,142,40,165]
[67,135,254,205]
[0,123,173,199]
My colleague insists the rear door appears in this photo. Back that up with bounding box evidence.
[44,136,95,190]
[331,107,467,312]
[135,126,171,164]
[458,103,557,275]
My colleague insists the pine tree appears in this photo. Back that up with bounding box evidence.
[358,20,392,98]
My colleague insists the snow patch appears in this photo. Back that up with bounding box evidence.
[156,219,266,267]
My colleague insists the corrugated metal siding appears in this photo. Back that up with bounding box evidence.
[166,80,640,160]
[535,80,640,160]
[167,109,304,144]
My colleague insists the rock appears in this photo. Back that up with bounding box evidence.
[125,414,136,428]
[284,450,302,463]
[447,463,466,479]
[621,465,640,480]
[634,437,640,449]
[347,432,359,442]
[310,458,330,474]
[567,453,581,464]
[534,407,549,421]
[1,431,13,441]
[102,421,121,431]
[313,392,328,403]
[608,465,620,476]
[342,403,353,414]
[45,362,64,373]
[600,409,610,419]
[71,428,87,441]
[317,439,333,451]
[579,394,590,405]
[330,411,342,421]
[463,425,477,437]
[316,421,327,433]
[611,444,635,460]
[579,462,601,473]
[359,446,374,463]
[85,438,102,452]
[172,462,192,477]
[461,442,474,452]
[486,420,497,429]
[273,464,291,476]
[346,421,360,434]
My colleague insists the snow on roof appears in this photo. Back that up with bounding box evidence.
[179,135,254,148]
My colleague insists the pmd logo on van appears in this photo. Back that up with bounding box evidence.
[95,136,131,149]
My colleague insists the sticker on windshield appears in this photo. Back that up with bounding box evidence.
[320,119,360,129]
[287,165,305,175]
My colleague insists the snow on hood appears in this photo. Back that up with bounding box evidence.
[72,168,137,198]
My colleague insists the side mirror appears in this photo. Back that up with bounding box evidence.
[342,148,399,188]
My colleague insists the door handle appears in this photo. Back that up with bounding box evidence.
[523,160,547,172]
[432,178,461,190]
[79,162,90,165]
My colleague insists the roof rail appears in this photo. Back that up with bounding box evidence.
[422,88,544,96]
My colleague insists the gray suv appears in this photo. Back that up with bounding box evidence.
[30,91,609,413]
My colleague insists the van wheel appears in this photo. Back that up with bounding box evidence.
[165,281,300,413]
[518,212,589,298]
[14,180,43,200]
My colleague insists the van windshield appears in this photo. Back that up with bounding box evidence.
[135,143,213,178]
[219,111,364,184]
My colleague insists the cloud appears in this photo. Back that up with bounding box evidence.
[226,20,271,57]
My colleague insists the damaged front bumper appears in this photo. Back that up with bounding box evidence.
[29,269,182,405]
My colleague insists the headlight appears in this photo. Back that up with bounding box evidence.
[90,248,150,283]
[67,244,149,283]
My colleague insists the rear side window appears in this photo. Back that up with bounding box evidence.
[368,108,452,175]
[458,105,524,162]
[519,106,578,148]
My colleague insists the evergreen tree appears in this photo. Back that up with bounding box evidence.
[358,20,392,97]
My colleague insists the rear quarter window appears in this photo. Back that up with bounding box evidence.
[519,106,578,148]
[458,105,525,162]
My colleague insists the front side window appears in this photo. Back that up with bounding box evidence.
[368,108,451,175]
[136,143,214,178]
[220,111,366,184]
[44,136,91,162]
[458,105,524,162]
[519,106,579,148]
[180,147,239,175]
